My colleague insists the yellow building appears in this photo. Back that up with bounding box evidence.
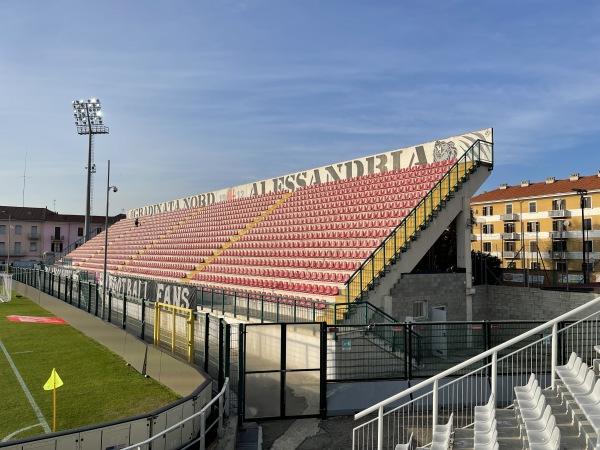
[471,172,600,284]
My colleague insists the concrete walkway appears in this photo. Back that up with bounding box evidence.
[13,281,206,398]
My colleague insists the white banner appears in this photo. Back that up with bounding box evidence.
[127,128,493,218]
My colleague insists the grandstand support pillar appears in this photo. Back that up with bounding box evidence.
[457,198,474,323]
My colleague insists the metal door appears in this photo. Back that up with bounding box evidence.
[240,322,326,421]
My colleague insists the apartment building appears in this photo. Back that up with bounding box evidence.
[0,206,118,266]
[471,172,600,283]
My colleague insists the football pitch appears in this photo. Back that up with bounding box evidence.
[0,291,180,443]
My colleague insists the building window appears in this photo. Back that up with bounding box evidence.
[507,262,517,269]
[552,220,567,232]
[0,242,4,253]
[482,206,493,216]
[483,242,492,252]
[504,241,516,252]
[552,199,565,210]
[527,222,540,232]
[78,227,84,237]
[14,225,21,235]
[30,242,37,252]
[96,227,102,234]
[583,196,592,209]
[584,218,592,231]
[0,225,5,234]
[413,300,428,320]
[14,242,21,255]
[504,223,516,233]
[530,241,538,252]
[530,262,539,270]
[556,261,567,271]
[552,240,566,252]
[505,204,513,214]
[31,225,38,237]
[483,224,494,234]
[52,243,63,252]
[529,202,537,213]
[585,241,593,252]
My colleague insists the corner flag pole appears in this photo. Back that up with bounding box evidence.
[43,368,64,432]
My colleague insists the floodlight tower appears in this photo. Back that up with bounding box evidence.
[72,98,109,242]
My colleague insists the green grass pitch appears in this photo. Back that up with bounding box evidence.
[0,291,180,442]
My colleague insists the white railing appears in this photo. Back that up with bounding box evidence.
[353,296,600,450]
[123,377,230,450]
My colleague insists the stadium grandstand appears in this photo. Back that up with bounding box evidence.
[62,128,494,318]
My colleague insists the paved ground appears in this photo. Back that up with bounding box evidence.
[260,415,356,450]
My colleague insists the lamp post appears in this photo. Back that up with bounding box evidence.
[72,98,109,242]
[102,160,118,320]
[572,188,588,284]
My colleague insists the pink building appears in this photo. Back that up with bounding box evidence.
[0,206,122,266]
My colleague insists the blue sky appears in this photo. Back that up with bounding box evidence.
[1,1,599,216]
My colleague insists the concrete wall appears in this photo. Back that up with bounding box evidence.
[387,273,599,322]
[388,273,469,322]
[473,284,598,321]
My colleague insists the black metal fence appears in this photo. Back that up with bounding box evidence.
[12,267,591,390]
[11,267,239,412]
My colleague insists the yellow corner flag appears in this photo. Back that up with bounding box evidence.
[43,368,64,390]
[44,368,63,432]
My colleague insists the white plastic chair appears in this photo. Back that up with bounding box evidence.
[394,432,413,450]
[529,426,560,450]
[524,404,553,433]
[556,353,582,379]
[474,428,498,449]
[475,394,495,422]
[517,385,542,410]
[520,394,547,422]
[561,362,590,388]
[514,373,536,396]
[568,368,596,396]
[527,415,557,447]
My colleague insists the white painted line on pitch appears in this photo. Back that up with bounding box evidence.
[11,350,34,355]
[2,423,45,442]
[0,339,51,433]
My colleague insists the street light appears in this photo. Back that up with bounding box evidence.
[572,188,588,283]
[102,160,117,320]
[72,98,109,242]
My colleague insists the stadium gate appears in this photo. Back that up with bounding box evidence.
[239,322,327,421]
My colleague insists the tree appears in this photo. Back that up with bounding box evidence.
[471,250,502,285]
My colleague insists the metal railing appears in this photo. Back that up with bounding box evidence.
[345,140,494,302]
[123,378,230,450]
[352,295,600,450]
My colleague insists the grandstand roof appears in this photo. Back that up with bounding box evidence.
[472,173,600,204]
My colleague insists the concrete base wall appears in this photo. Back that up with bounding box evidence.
[473,284,598,321]
[387,273,599,322]
[389,273,468,322]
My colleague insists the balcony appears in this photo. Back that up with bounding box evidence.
[548,210,570,218]
[549,231,567,239]
[50,235,65,242]
[28,233,40,240]
[471,234,478,241]
[500,213,519,221]
[552,251,566,260]
[503,251,517,259]
[501,232,520,240]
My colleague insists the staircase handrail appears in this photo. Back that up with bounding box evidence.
[354,294,600,450]
[344,139,494,302]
